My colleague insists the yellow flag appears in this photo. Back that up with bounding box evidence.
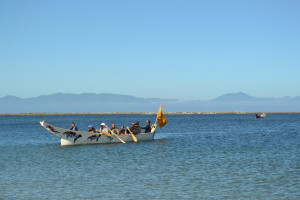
[157,106,168,128]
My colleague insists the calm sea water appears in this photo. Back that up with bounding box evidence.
[0,114,299,200]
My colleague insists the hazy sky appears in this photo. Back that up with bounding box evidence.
[0,0,299,100]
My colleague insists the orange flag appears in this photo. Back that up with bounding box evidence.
[157,106,168,128]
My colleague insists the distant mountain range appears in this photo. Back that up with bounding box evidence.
[211,92,275,102]
[0,92,300,113]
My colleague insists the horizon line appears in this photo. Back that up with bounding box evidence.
[1,111,300,116]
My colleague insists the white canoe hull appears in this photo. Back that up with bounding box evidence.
[40,121,157,146]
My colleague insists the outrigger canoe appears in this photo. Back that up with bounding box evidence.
[40,120,157,146]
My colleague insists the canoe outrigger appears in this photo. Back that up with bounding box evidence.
[39,106,168,146]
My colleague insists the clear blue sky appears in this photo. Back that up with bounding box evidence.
[0,0,299,100]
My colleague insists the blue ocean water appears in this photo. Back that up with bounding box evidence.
[0,114,299,199]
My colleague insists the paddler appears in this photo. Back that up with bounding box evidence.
[96,123,113,141]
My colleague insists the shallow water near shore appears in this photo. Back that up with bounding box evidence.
[0,114,299,199]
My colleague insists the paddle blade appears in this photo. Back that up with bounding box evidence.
[110,130,126,144]
[131,133,138,143]
[127,126,138,143]
[115,134,126,143]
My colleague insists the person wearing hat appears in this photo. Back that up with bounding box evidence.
[88,125,96,133]
[98,123,109,133]
[130,121,142,135]
[96,123,113,141]
[141,120,151,133]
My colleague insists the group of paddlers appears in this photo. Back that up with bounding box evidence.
[70,120,152,135]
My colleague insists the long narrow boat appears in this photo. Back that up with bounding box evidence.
[40,120,157,146]
[40,106,168,146]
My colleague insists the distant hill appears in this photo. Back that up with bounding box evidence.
[211,92,274,102]
[0,92,299,113]
[0,93,178,113]
[204,92,300,112]
[24,93,176,104]
[0,95,23,103]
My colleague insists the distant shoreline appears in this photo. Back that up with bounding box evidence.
[1,112,300,116]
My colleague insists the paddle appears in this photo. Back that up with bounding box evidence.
[95,129,112,137]
[109,130,126,143]
[126,127,138,143]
